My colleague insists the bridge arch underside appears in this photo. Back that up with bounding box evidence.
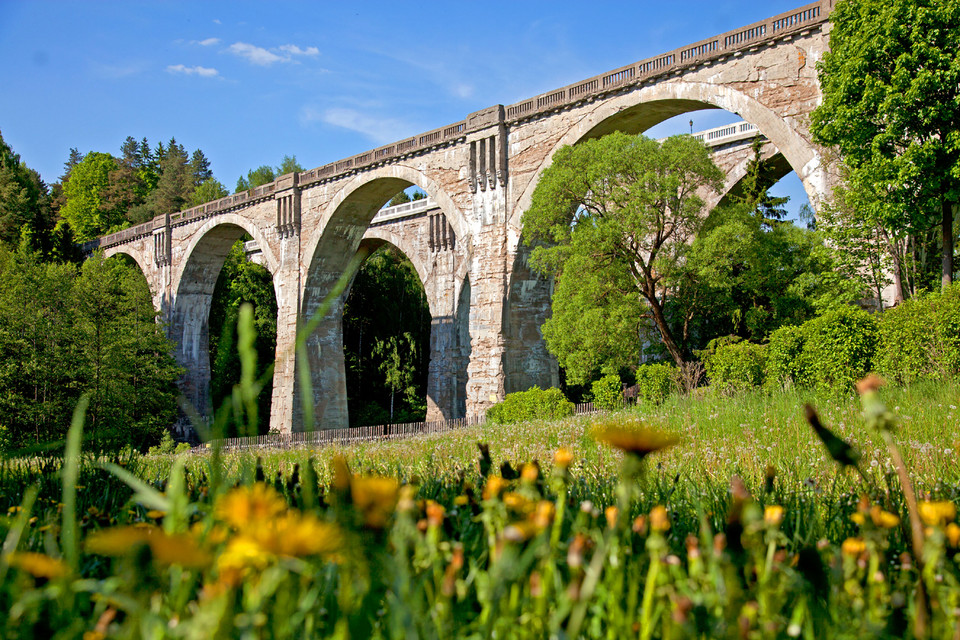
[297,176,466,431]
[170,222,276,432]
[513,83,825,233]
[345,236,471,424]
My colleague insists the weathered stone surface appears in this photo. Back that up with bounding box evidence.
[94,4,838,436]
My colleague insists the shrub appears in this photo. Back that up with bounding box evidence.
[876,285,960,384]
[766,306,877,393]
[487,386,574,424]
[591,374,623,411]
[765,324,809,388]
[633,363,679,404]
[804,305,878,393]
[701,336,767,393]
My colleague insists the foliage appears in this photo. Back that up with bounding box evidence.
[812,0,960,289]
[486,386,574,424]
[0,132,53,251]
[58,137,214,237]
[209,240,277,437]
[57,152,127,242]
[632,362,679,404]
[0,247,180,450]
[373,333,419,423]
[235,156,304,193]
[765,324,810,390]
[700,336,768,392]
[766,306,879,393]
[523,132,723,373]
[876,283,960,384]
[590,374,623,411]
[189,177,228,207]
[343,246,430,426]
[685,202,856,344]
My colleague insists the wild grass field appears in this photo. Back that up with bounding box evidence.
[1,381,959,638]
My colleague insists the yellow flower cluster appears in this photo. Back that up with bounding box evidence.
[214,483,342,587]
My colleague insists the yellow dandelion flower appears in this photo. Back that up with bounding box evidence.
[6,552,68,579]
[502,492,532,513]
[503,520,540,543]
[919,501,956,526]
[650,505,670,532]
[7,506,21,514]
[425,501,445,528]
[85,525,210,568]
[841,537,866,557]
[851,513,866,526]
[870,506,900,529]
[605,506,619,529]
[453,495,469,507]
[592,420,678,460]
[262,513,342,557]
[531,501,555,530]
[521,464,539,483]
[946,523,960,548]
[483,476,509,501]
[351,475,400,529]
[553,447,574,468]
[146,510,165,520]
[217,537,273,587]
[215,483,287,531]
[764,505,785,526]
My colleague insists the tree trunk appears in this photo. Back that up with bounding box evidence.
[645,294,685,369]
[943,197,954,289]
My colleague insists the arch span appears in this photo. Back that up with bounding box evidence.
[297,169,468,430]
[511,81,825,233]
[170,220,278,427]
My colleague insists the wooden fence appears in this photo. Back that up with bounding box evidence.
[195,402,600,453]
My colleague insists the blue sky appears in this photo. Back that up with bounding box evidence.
[0,0,812,215]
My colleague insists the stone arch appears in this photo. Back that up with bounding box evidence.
[102,246,151,283]
[170,219,279,429]
[708,141,793,212]
[511,81,825,233]
[173,213,280,297]
[296,169,468,430]
[302,164,469,271]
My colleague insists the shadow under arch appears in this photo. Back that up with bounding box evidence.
[511,81,826,233]
[170,221,278,434]
[297,170,468,431]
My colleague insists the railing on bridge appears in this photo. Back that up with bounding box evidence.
[85,0,828,254]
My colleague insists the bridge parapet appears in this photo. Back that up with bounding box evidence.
[503,0,831,124]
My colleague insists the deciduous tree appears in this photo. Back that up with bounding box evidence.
[522,132,723,378]
[811,0,960,290]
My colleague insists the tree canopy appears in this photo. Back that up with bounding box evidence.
[811,0,960,292]
[522,132,723,377]
[0,247,181,451]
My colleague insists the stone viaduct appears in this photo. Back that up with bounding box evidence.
[86,0,836,437]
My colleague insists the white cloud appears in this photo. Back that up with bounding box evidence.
[278,44,319,57]
[167,64,219,77]
[198,37,220,46]
[302,107,413,144]
[227,42,286,66]
[213,19,221,25]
